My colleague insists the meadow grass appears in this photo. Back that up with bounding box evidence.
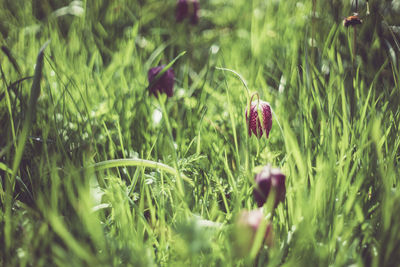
[1,0,400,266]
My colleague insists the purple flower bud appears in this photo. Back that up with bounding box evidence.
[176,0,199,25]
[147,65,174,97]
[253,166,286,208]
[245,100,272,138]
[234,209,273,255]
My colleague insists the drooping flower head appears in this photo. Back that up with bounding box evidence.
[176,0,199,24]
[245,93,272,138]
[253,165,286,208]
[147,65,174,97]
[234,209,273,256]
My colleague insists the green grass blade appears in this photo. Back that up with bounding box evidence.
[1,46,21,75]
[4,41,49,256]
[87,158,194,186]
[11,40,49,180]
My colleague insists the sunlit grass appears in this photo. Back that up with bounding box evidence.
[1,0,399,266]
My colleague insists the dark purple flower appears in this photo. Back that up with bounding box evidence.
[253,165,286,208]
[245,100,272,138]
[234,209,273,255]
[147,65,174,97]
[176,0,199,25]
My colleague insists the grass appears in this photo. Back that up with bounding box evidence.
[1,0,400,266]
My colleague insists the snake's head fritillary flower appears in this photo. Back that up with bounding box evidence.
[245,93,272,138]
[148,65,174,97]
[234,209,273,256]
[176,0,199,24]
[253,165,286,208]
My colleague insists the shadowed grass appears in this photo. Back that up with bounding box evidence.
[0,0,399,266]
[4,41,48,255]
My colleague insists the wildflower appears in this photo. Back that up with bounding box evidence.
[147,65,174,97]
[234,209,273,256]
[343,14,362,27]
[246,93,272,138]
[176,0,199,24]
[253,165,286,208]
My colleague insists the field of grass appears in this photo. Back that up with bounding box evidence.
[1,0,400,266]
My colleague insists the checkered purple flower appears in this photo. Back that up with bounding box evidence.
[245,99,272,138]
[253,165,286,208]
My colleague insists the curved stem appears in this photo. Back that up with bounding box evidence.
[249,91,260,104]
[215,67,250,98]
[216,67,248,167]
[248,92,260,122]
[86,158,194,187]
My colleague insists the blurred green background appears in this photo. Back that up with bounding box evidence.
[1,0,400,266]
